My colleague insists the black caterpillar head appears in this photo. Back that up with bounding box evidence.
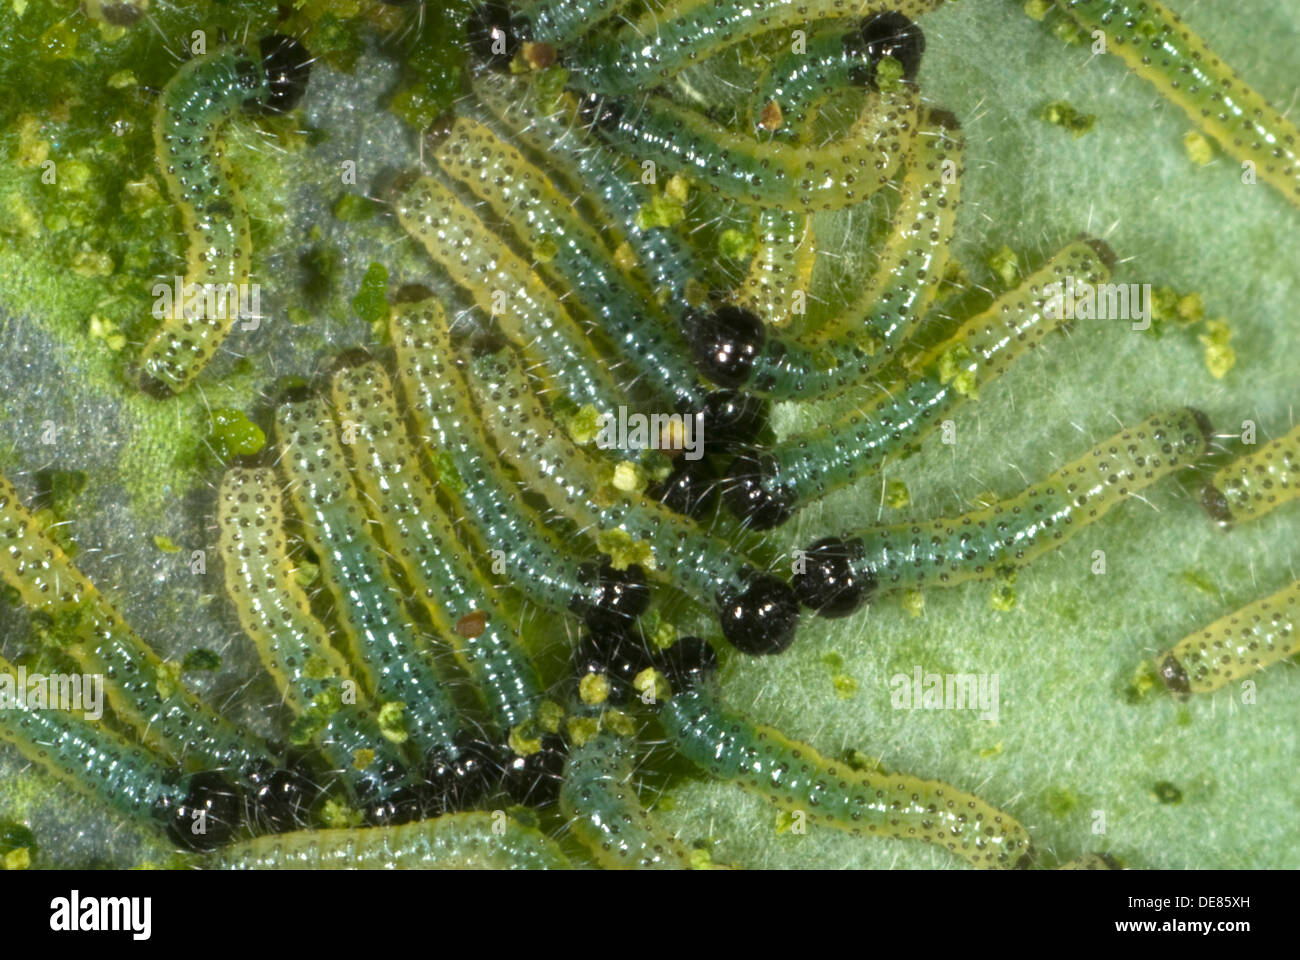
[579,560,651,633]
[245,758,317,833]
[356,759,426,826]
[847,11,926,87]
[572,627,656,705]
[791,537,874,618]
[500,733,568,805]
[1200,482,1234,528]
[1158,655,1191,697]
[654,636,719,693]
[423,734,503,813]
[722,452,796,530]
[701,390,768,453]
[1188,406,1215,447]
[652,455,718,518]
[163,771,245,852]
[719,572,800,655]
[363,790,426,827]
[466,2,525,71]
[256,34,312,114]
[686,305,765,388]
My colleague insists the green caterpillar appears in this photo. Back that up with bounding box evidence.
[567,0,945,96]
[1158,579,1300,696]
[461,344,803,654]
[808,110,964,347]
[724,239,1112,529]
[660,685,1033,869]
[463,343,804,655]
[0,653,241,851]
[0,654,181,821]
[740,25,858,326]
[739,13,934,331]
[274,399,464,765]
[699,111,964,394]
[463,344,751,600]
[217,467,425,806]
[137,38,309,394]
[0,473,272,776]
[794,409,1211,616]
[205,812,571,869]
[388,298,630,623]
[513,0,638,49]
[749,13,926,138]
[392,173,621,416]
[433,114,707,414]
[1051,0,1300,208]
[329,361,544,735]
[560,734,697,870]
[1201,421,1300,527]
[593,86,919,212]
[470,74,703,306]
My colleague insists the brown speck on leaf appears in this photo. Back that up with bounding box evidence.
[759,101,784,132]
[524,42,557,70]
[456,610,488,638]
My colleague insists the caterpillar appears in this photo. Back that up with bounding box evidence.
[328,361,545,735]
[590,85,920,213]
[137,36,311,395]
[560,734,697,870]
[12,0,1291,872]
[659,685,1033,869]
[506,0,637,52]
[749,13,928,138]
[740,207,817,331]
[391,173,621,416]
[388,297,651,630]
[0,654,242,851]
[217,467,431,823]
[808,108,963,347]
[470,73,705,308]
[205,811,572,869]
[695,111,965,394]
[739,14,935,332]
[1158,578,1300,696]
[463,342,803,655]
[432,112,708,415]
[724,239,1113,529]
[1051,0,1300,208]
[1201,421,1300,528]
[554,0,945,97]
[273,398,468,774]
[741,19,893,326]
[0,474,277,782]
[793,408,1212,616]
[463,79,771,449]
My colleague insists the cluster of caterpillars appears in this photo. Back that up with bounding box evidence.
[2,0,1295,869]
